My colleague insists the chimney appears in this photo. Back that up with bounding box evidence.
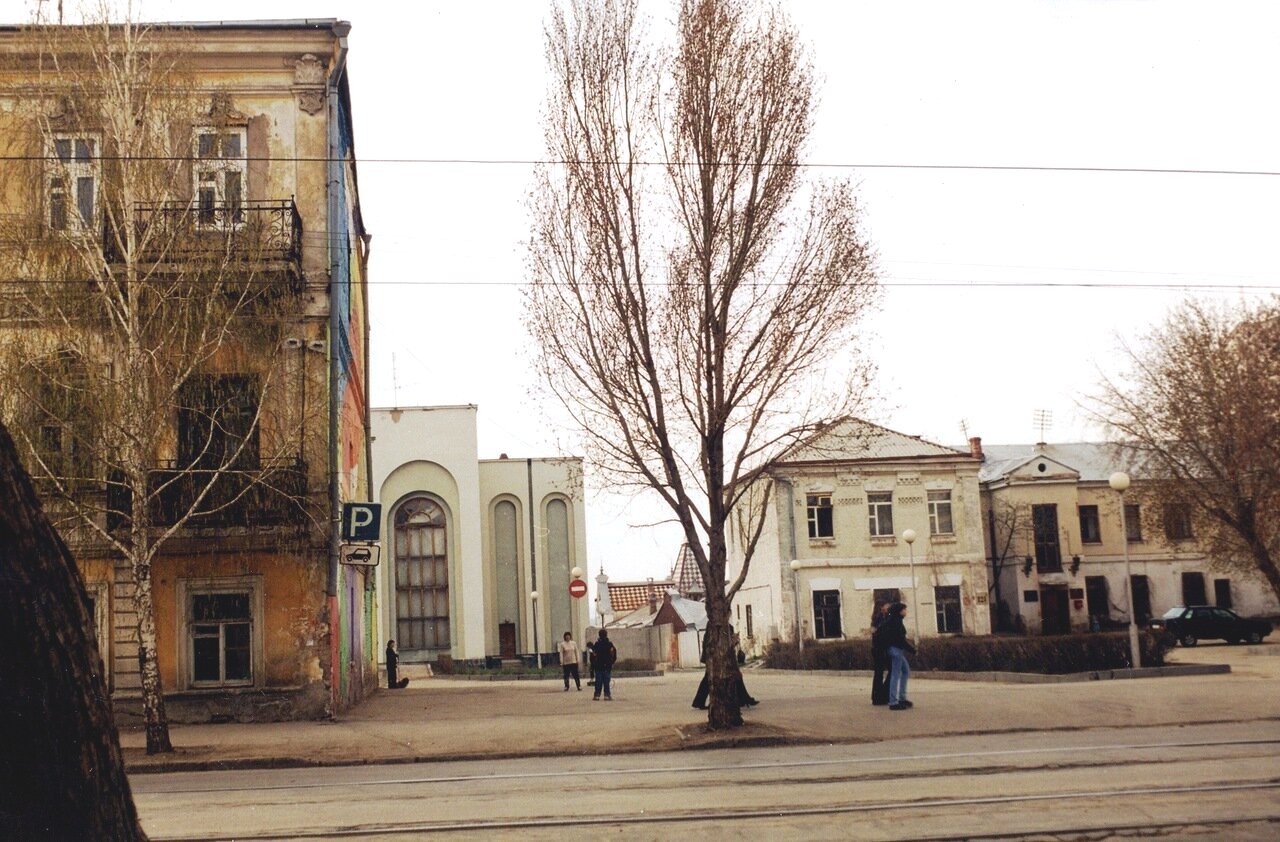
[648,589,658,615]
[968,436,984,460]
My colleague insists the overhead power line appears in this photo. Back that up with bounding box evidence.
[5,153,1280,177]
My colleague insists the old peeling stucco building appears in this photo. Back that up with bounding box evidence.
[0,19,375,721]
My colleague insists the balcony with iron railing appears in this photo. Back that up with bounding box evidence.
[107,457,310,530]
[103,199,303,293]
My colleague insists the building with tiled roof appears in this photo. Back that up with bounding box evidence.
[670,544,705,600]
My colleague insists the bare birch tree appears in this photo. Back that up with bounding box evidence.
[528,0,879,728]
[0,11,314,752]
[1093,298,1280,603]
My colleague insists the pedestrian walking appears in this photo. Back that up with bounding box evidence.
[870,599,891,705]
[385,639,409,689]
[879,602,916,710]
[558,631,582,691]
[589,629,617,701]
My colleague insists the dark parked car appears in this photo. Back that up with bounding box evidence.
[1148,605,1272,646]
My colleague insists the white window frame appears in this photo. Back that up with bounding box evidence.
[934,585,962,633]
[48,133,100,232]
[927,490,953,536]
[193,127,247,229]
[806,493,834,540]
[177,575,264,690]
[867,492,894,537]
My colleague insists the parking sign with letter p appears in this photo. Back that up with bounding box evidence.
[341,502,382,542]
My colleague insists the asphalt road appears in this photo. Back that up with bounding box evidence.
[134,720,1280,841]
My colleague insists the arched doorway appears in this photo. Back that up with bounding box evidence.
[393,497,450,655]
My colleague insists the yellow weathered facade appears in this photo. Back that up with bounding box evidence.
[0,19,375,721]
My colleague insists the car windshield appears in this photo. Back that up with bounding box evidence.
[1161,607,1186,620]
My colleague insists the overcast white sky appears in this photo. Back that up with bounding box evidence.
[22,0,1280,582]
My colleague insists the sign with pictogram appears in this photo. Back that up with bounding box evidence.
[568,578,588,599]
[341,502,382,542]
[340,543,381,567]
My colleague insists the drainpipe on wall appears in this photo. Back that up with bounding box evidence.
[326,21,350,717]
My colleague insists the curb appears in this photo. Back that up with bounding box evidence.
[753,663,1231,683]
[432,670,664,682]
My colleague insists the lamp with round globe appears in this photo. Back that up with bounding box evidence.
[1109,471,1141,668]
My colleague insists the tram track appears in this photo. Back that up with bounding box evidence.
[147,780,1280,840]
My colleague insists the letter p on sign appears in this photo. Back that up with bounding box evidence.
[342,502,382,542]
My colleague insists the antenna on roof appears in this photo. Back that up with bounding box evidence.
[959,418,970,441]
[1033,409,1052,445]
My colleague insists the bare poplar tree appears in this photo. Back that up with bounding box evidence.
[0,11,314,752]
[528,0,879,728]
[1093,298,1280,602]
[0,418,146,841]
[985,499,1027,630]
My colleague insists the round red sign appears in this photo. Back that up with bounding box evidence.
[568,578,588,599]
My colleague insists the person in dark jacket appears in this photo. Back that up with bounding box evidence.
[385,639,409,689]
[870,600,891,705]
[589,629,617,700]
[879,602,915,710]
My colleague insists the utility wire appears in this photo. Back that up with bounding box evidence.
[7,153,1280,177]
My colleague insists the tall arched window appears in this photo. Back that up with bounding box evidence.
[546,498,572,639]
[394,497,450,653]
[493,499,520,658]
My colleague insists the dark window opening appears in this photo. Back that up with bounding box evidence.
[806,494,833,539]
[1078,505,1101,544]
[812,590,842,639]
[1181,572,1207,606]
[1130,575,1151,623]
[935,586,962,633]
[1032,504,1062,572]
[1163,504,1194,541]
[1214,578,1232,609]
[1125,504,1143,542]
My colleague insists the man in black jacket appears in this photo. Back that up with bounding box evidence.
[590,629,617,700]
[879,603,915,710]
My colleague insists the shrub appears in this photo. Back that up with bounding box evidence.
[763,631,1169,674]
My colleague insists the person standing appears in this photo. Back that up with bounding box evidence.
[589,629,617,701]
[558,631,582,691]
[385,639,409,689]
[880,602,915,710]
[870,600,891,705]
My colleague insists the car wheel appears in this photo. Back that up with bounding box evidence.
[1179,634,1198,647]
[1246,631,1263,645]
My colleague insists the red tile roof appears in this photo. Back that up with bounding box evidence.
[607,581,673,615]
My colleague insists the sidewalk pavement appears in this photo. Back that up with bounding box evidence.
[121,642,1280,774]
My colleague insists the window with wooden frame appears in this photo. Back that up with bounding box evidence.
[48,134,99,232]
[194,127,247,228]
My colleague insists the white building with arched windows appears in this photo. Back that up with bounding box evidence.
[370,406,588,665]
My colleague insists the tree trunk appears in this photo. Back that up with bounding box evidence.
[703,587,742,729]
[0,420,148,841]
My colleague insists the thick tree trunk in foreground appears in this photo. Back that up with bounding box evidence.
[0,420,147,841]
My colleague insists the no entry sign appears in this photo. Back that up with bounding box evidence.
[568,578,588,599]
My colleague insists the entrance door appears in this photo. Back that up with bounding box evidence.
[1214,578,1232,609]
[1040,586,1070,635]
[498,622,517,659]
[1084,576,1109,620]
[1181,572,1207,606]
[1130,575,1152,623]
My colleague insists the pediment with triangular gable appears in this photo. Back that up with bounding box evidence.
[1004,454,1081,483]
[779,418,967,465]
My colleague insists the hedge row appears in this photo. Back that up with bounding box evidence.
[763,631,1170,674]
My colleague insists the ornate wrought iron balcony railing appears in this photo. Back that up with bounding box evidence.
[103,199,303,291]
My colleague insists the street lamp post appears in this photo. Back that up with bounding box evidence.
[902,529,923,646]
[789,560,804,654]
[530,590,542,669]
[1109,471,1142,669]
